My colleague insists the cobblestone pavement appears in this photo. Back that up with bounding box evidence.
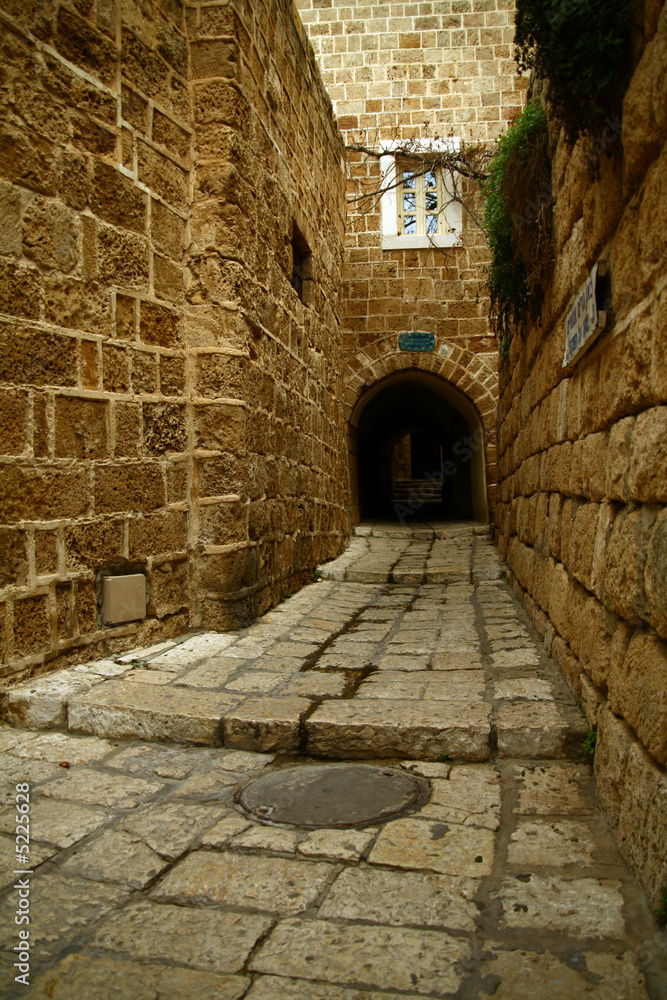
[2,526,666,997]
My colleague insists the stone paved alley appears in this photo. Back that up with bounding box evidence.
[1,526,666,998]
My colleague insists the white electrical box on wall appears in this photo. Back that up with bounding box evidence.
[103,574,147,625]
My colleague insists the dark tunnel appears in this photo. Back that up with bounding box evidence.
[355,374,479,522]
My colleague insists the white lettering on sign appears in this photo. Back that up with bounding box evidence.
[562,262,607,367]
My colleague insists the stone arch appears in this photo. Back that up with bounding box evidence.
[345,341,498,524]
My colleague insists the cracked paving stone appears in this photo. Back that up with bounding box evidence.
[92,899,273,974]
[421,765,501,829]
[231,822,299,853]
[491,874,626,937]
[0,798,109,849]
[319,866,479,931]
[0,758,65,803]
[249,917,470,995]
[121,802,228,860]
[0,874,131,959]
[0,833,56,887]
[244,977,427,1000]
[199,811,253,847]
[494,678,554,700]
[39,768,163,808]
[514,763,593,815]
[4,731,117,764]
[496,702,570,757]
[224,671,287,694]
[297,827,376,861]
[280,672,346,698]
[491,648,540,668]
[508,819,599,867]
[151,851,333,914]
[25,953,249,1000]
[60,829,170,888]
[369,815,495,876]
[68,680,239,745]
[480,948,650,999]
[223,696,311,752]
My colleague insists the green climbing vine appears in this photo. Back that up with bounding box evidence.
[482,99,553,342]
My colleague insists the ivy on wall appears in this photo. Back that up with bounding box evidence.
[514,0,634,144]
[483,100,553,342]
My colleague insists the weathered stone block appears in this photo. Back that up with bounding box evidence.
[0,260,42,319]
[91,160,146,233]
[94,462,165,514]
[595,703,636,823]
[617,741,667,907]
[194,403,246,452]
[151,199,186,260]
[0,179,22,254]
[114,401,141,457]
[190,38,239,80]
[23,196,79,272]
[98,223,149,289]
[65,518,124,571]
[603,506,656,623]
[44,277,111,335]
[139,301,181,346]
[565,501,599,590]
[152,110,191,160]
[137,141,188,211]
[0,388,29,455]
[8,668,103,728]
[159,354,186,395]
[609,631,667,764]
[143,403,187,455]
[627,406,667,502]
[0,466,91,523]
[54,7,118,85]
[606,416,634,501]
[645,509,667,638]
[55,397,108,460]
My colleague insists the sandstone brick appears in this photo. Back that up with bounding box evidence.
[121,27,169,101]
[23,197,79,272]
[0,388,29,456]
[102,344,131,393]
[95,463,165,514]
[617,741,667,907]
[153,255,185,303]
[605,417,635,501]
[121,84,148,132]
[98,224,149,290]
[0,466,91,523]
[190,38,239,81]
[194,404,246,453]
[131,350,158,393]
[54,6,118,85]
[140,301,181,347]
[0,260,42,319]
[44,278,112,335]
[645,509,667,639]
[137,142,188,212]
[116,294,138,340]
[0,123,58,196]
[595,702,636,824]
[65,519,124,571]
[627,406,667,503]
[35,530,58,576]
[0,179,22,254]
[114,402,142,457]
[159,355,186,396]
[0,527,28,588]
[151,110,191,161]
[129,511,187,560]
[565,502,599,591]
[0,326,78,388]
[143,403,187,455]
[151,199,186,260]
[603,506,657,624]
[196,547,258,595]
[581,432,607,501]
[609,632,667,764]
[55,397,109,460]
[13,594,51,657]
[148,558,189,615]
[76,579,99,634]
[91,160,146,234]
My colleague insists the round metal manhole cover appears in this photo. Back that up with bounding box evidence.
[236,763,430,829]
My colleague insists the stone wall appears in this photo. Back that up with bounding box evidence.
[296,0,527,517]
[0,0,348,684]
[494,1,667,906]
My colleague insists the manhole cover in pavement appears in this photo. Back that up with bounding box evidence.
[236,763,430,829]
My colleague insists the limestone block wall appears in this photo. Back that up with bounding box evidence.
[295,0,526,519]
[494,2,667,905]
[0,0,194,682]
[0,0,349,684]
[186,0,350,631]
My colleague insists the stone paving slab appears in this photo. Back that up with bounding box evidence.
[68,680,239,744]
[2,526,666,998]
[305,699,492,761]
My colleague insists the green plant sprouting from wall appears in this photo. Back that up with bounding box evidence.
[582,729,597,758]
[482,99,553,341]
[514,0,634,145]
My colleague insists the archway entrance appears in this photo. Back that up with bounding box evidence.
[349,371,489,524]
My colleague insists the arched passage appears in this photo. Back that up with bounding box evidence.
[349,370,489,524]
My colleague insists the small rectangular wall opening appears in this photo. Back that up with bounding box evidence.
[290,222,313,303]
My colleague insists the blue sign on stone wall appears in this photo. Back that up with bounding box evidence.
[398,331,436,352]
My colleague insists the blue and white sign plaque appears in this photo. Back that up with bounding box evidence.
[562,262,607,367]
[398,331,436,352]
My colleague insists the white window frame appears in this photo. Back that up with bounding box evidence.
[379,138,463,250]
